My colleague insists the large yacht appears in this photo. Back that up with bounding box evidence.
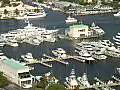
[77,73,91,87]
[52,48,67,58]
[114,11,120,17]
[75,49,95,62]
[15,11,46,20]
[0,20,59,46]
[64,69,78,89]
[65,16,77,23]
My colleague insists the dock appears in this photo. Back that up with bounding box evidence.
[42,54,69,65]
[73,56,85,63]
[25,60,52,68]
[112,75,120,82]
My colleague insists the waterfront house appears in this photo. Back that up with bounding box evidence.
[0,59,34,88]
[0,1,38,19]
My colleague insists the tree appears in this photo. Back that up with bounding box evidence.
[2,0,10,4]
[47,84,67,90]
[37,76,48,89]
[0,72,9,88]
[14,9,19,15]
[4,9,8,15]
[38,0,44,3]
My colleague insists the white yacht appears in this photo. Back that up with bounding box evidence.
[75,49,95,61]
[114,11,120,17]
[81,50,95,61]
[0,20,59,46]
[90,22,105,36]
[77,73,91,87]
[64,69,78,89]
[21,53,36,63]
[65,16,77,23]
[52,48,67,58]
[92,50,107,60]
[113,32,120,47]
[15,11,46,20]
[6,39,18,47]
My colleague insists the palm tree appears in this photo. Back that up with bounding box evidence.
[14,9,19,16]
[4,9,8,17]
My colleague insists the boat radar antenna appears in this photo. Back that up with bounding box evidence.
[71,69,75,75]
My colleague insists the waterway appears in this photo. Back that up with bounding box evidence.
[1,9,120,89]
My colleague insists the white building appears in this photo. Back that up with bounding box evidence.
[0,59,34,88]
[67,24,89,39]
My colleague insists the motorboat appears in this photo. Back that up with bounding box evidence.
[52,48,67,58]
[21,53,36,63]
[65,16,77,23]
[64,69,78,89]
[81,50,95,61]
[114,11,120,17]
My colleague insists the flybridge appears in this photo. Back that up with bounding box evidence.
[21,0,38,7]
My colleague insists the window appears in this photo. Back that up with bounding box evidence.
[78,29,85,32]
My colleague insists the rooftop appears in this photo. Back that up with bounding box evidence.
[70,24,88,28]
[2,59,29,70]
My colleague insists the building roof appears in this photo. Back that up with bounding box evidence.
[70,24,88,28]
[2,59,29,70]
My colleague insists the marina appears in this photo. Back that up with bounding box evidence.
[0,2,120,89]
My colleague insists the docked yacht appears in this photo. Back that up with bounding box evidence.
[75,49,95,62]
[92,50,107,60]
[114,11,120,17]
[0,20,59,46]
[21,53,36,63]
[77,73,91,87]
[90,22,105,36]
[15,8,46,20]
[6,39,18,47]
[64,69,78,89]
[113,32,120,47]
[65,16,77,23]
[52,48,67,58]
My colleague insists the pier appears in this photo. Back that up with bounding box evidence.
[25,60,52,68]
[112,75,120,82]
[42,54,70,65]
